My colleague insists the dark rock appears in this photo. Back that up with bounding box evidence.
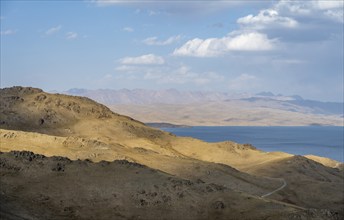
[139,199,147,206]
[52,162,65,172]
[212,201,225,210]
[35,94,47,101]
[114,160,145,168]
[11,151,45,161]
[39,118,45,125]
[196,179,205,184]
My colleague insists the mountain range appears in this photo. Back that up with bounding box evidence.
[64,88,343,126]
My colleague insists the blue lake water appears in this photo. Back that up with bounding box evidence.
[161,126,344,162]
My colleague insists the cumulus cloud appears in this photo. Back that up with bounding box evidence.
[119,54,165,65]
[1,29,17,35]
[274,0,312,15]
[275,0,343,23]
[173,31,277,57]
[65,32,78,40]
[45,25,62,35]
[237,0,343,32]
[143,35,181,46]
[123,27,134,32]
[234,0,343,43]
[237,9,298,29]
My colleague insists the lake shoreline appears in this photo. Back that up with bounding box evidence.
[161,126,344,162]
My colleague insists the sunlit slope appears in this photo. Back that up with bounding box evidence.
[0,86,287,195]
[1,86,343,217]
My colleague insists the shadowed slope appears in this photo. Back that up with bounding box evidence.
[0,151,338,220]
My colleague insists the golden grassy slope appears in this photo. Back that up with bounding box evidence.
[0,86,343,219]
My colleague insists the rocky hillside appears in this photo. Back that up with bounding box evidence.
[1,86,343,219]
[3,151,336,220]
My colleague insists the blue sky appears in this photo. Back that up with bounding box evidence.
[1,0,343,102]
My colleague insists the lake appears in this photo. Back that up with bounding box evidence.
[161,126,344,162]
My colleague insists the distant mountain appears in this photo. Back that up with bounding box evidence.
[256,91,275,97]
[290,95,304,101]
[65,88,242,104]
[64,88,343,117]
[286,99,343,115]
[66,88,88,95]
[65,88,308,105]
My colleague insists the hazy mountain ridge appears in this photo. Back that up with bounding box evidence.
[64,88,237,105]
[64,88,343,115]
[64,88,343,126]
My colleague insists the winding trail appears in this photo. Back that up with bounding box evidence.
[261,178,287,198]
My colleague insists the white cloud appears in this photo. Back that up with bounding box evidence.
[1,29,17,35]
[173,31,277,57]
[238,0,343,30]
[315,1,344,10]
[119,54,165,65]
[123,27,134,32]
[45,25,62,35]
[229,74,259,90]
[275,0,343,23]
[143,35,181,46]
[173,38,224,57]
[237,9,298,29]
[275,0,312,15]
[66,32,78,40]
[234,0,343,43]
[225,32,277,51]
[314,1,342,23]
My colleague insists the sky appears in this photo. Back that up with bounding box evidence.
[1,0,343,102]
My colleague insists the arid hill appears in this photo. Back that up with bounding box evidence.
[0,86,343,219]
[2,151,332,220]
